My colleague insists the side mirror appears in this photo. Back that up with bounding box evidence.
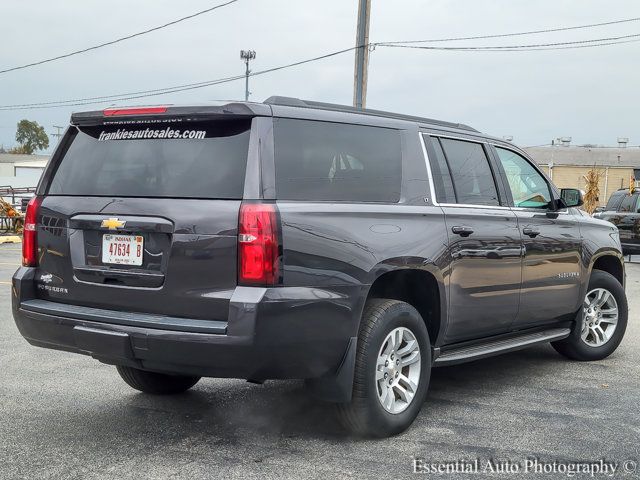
[559,188,584,208]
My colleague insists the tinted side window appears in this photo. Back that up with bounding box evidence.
[618,193,639,213]
[605,193,625,211]
[439,138,500,206]
[273,119,402,202]
[495,147,551,209]
[426,136,456,203]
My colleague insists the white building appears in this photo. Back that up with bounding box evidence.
[0,153,49,188]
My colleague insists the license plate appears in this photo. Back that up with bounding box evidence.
[102,234,144,266]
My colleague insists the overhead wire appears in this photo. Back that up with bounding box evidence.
[378,32,640,51]
[0,0,239,75]
[380,16,640,45]
[0,46,359,111]
[2,18,640,110]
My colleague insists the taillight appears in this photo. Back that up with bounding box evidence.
[238,202,280,286]
[22,196,43,267]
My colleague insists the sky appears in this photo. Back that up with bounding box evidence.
[0,0,639,153]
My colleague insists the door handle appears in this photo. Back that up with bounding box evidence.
[522,227,540,238]
[451,226,474,237]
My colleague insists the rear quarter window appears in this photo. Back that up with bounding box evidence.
[47,120,251,199]
[273,118,402,202]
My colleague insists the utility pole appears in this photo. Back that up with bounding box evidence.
[240,50,256,101]
[353,0,371,109]
[50,125,65,145]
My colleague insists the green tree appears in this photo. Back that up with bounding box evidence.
[15,119,49,154]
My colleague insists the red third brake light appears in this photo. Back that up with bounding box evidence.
[22,196,43,267]
[238,203,280,286]
[103,106,168,116]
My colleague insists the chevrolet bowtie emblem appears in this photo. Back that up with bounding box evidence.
[101,218,126,230]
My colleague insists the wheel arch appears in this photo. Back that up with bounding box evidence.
[306,258,446,404]
[581,250,625,303]
[362,258,447,347]
[589,250,624,286]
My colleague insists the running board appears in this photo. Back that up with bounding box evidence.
[434,328,571,367]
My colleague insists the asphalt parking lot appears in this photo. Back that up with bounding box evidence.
[1,244,638,479]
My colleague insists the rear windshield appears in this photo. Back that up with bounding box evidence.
[47,120,251,199]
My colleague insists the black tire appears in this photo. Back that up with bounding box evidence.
[552,270,628,361]
[116,366,200,394]
[337,299,431,437]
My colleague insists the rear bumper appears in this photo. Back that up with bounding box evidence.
[12,267,363,385]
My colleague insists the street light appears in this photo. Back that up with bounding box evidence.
[240,50,256,101]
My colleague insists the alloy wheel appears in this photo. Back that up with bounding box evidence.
[375,327,421,414]
[581,287,618,347]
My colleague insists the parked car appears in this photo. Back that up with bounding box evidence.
[593,188,640,255]
[12,97,628,437]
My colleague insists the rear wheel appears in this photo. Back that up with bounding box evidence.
[552,270,627,361]
[116,366,200,394]
[337,299,431,437]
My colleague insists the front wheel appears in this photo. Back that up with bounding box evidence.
[552,270,628,361]
[337,299,431,437]
[116,366,200,394]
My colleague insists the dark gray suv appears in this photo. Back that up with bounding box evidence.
[12,97,628,437]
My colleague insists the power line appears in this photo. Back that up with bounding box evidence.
[381,16,640,45]
[0,0,239,75]
[2,29,639,111]
[2,11,635,78]
[0,74,247,109]
[0,75,247,111]
[468,37,640,52]
[0,47,359,111]
[378,32,640,51]
[2,28,640,111]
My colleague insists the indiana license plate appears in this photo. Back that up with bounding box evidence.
[102,234,144,266]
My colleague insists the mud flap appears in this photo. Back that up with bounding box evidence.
[306,337,357,403]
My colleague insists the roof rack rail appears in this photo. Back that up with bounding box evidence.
[263,96,479,133]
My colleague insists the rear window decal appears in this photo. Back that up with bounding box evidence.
[98,127,206,141]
